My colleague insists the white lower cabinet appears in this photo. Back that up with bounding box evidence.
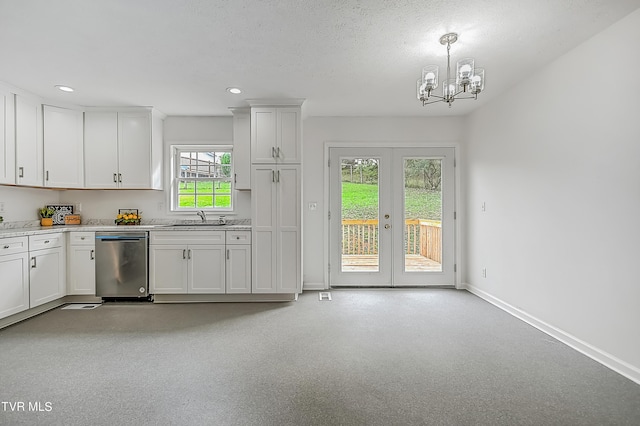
[149,230,251,295]
[67,232,96,295]
[149,231,226,294]
[28,233,66,308]
[226,231,251,294]
[0,237,29,319]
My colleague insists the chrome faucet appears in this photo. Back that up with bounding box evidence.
[197,210,206,223]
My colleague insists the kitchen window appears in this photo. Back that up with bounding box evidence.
[171,146,233,212]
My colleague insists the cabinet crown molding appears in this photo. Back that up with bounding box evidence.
[245,99,305,107]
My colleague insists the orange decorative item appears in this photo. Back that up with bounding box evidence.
[40,218,53,226]
[116,209,141,225]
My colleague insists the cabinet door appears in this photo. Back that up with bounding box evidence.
[251,165,277,293]
[232,109,251,189]
[251,108,277,163]
[118,112,151,188]
[188,245,225,294]
[149,245,188,293]
[68,245,96,295]
[226,245,251,294]
[15,95,43,186]
[0,252,29,319]
[84,112,119,188]
[0,88,15,184]
[276,108,301,163]
[276,165,301,293]
[29,247,65,308]
[43,106,84,188]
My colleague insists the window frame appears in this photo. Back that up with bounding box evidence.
[170,144,234,213]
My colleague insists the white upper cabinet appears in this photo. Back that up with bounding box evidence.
[84,109,164,189]
[15,94,43,186]
[251,106,301,164]
[230,107,251,190]
[83,112,118,188]
[0,87,16,185]
[43,105,84,188]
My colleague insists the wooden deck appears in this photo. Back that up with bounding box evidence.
[341,254,442,272]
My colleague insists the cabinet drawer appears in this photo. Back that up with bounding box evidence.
[69,232,95,246]
[226,230,251,245]
[0,236,29,256]
[29,233,64,250]
[150,231,225,245]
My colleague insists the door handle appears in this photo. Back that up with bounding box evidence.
[90,249,95,260]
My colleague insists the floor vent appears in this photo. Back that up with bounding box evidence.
[61,304,101,310]
[318,292,332,301]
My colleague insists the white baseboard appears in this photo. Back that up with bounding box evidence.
[462,283,640,386]
[303,282,327,291]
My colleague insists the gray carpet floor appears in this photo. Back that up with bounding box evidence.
[1,289,639,425]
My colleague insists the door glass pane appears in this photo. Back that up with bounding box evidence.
[403,158,442,272]
[341,158,379,272]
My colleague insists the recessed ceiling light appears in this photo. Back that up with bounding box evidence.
[226,87,242,94]
[55,85,74,92]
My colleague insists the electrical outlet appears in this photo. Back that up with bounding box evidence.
[308,202,317,211]
[75,203,82,212]
[157,202,164,211]
[0,201,5,213]
[482,268,487,278]
[481,201,486,212]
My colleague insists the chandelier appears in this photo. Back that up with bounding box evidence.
[417,33,485,107]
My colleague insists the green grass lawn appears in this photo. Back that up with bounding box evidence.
[178,181,231,208]
[341,182,441,220]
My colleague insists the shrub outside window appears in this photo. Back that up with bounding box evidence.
[171,146,233,212]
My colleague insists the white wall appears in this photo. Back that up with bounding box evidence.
[0,185,61,222]
[464,9,640,380]
[302,116,464,287]
[64,116,251,221]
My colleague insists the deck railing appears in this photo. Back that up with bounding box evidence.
[342,219,441,263]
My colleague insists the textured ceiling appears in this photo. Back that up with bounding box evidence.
[1,0,639,116]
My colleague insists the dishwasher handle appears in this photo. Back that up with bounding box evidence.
[96,236,147,242]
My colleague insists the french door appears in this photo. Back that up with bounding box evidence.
[329,147,455,287]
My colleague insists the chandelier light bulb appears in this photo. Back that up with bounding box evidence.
[417,34,485,107]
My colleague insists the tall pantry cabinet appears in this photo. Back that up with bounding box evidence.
[249,102,302,294]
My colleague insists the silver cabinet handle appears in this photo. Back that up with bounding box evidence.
[234,173,237,184]
[3,245,9,249]
[18,167,24,178]
[188,249,191,260]
[226,249,230,260]
[46,170,49,181]
[277,170,280,182]
[31,257,36,268]
[272,170,275,182]
[113,173,118,183]
[90,249,95,260]
[44,240,50,244]
[182,249,186,259]
[80,237,85,240]
[118,173,122,183]
[271,147,276,158]
[276,147,281,158]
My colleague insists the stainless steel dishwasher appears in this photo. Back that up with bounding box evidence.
[95,232,148,298]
